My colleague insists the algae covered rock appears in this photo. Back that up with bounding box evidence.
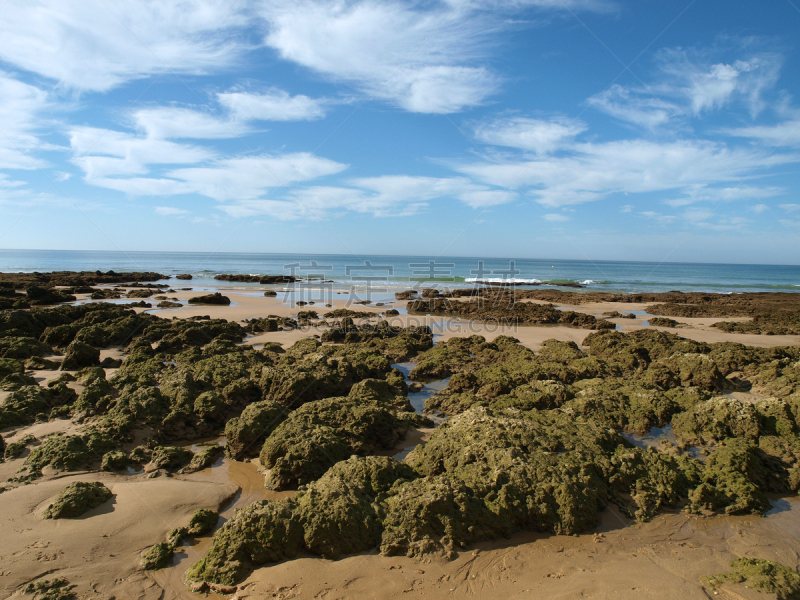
[259,391,414,490]
[180,445,224,474]
[22,577,78,600]
[141,542,175,570]
[188,293,231,305]
[705,558,800,599]
[43,481,113,519]
[296,456,418,560]
[690,439,769,515]
[187,500,303,585]
[224,400,287,460]
[101,450,129,471]
[188,508,219,535]
[188,456,416,585]
[25,431,116,473]
[672,397,761,445]
[149,446,194,471]
[61,340,100,370]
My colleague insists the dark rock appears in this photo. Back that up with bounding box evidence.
[188,293,231,306]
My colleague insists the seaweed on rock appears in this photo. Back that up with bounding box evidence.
[43,481,113,519]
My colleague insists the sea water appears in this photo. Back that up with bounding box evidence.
[0,248,798,295]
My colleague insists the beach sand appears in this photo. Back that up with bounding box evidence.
[3,286,799,599]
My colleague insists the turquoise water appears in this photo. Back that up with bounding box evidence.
[0,249,798,295]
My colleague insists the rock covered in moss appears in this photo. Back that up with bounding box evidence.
[180,445,224,474]
[259,386,416,490]
[25,431,117,474]
[187,456,415,585]
[690,438,769,515]
[672,397,761,445]
[705,558,800,599]
[22,577,78,600]
[101,450,129,471]
[224,400,287,460]
[60,340,100,370]
[188,508,219,535]
[4,434,36,459]
[43,481,113,519]
[0,336,50,359]
[188,293,231,305]
[0,357,23,379]
[149,446,194,471]
[141,542,174,570]
[187,500,302,585]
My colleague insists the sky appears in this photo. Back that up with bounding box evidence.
[0,0,799,264]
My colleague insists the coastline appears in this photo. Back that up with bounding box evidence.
[1,276,800,600]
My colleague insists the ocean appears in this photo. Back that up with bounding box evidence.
[0,249,798,295]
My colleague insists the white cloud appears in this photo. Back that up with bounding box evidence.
[221,175,516,218]
[620,204,633,213]
[0,73,53,169]
[589,85,681,130]
[639,211,676,224]
[474,117,586,153]
[590,49,783,129]
[658,49,782,117]
[155,206,189,215]
[780,203,800,213]
[456,138,799,208]
[70,126,214,180]
[663,185,783,207]
[169,154,348,201]
[726,120,800,147]
[543,213,569,222]
[133,107,249,139]
[217,89,327,121]
[752,203,768,213]
[258,0,502,113]
[0,1,250,91]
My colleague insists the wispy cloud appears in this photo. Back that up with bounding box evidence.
[154,206,189,216]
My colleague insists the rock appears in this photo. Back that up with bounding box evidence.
[648,317,680,327]
[149,446,194,471]
[225,400,287,460]
[101,450,129,471]
[264,290,278,297]
[157,300,182,308]
[61,340,101,370]
[188,508,219,535]
[188,293,231,306]
[180,446,225,474]
[0,336,50,359]
[43,481,113,519]
[24,356,59,370]
[0,357,23,379]
[127,289,154,298]
[176,274,193,280]
[704,557,800,598]
[141,542,174,570]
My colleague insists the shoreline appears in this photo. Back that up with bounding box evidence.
[2,274,800,599]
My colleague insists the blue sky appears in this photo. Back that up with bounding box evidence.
[0,0,799,264]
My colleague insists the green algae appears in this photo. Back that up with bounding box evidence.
[259,383,417,489]
[224,400,287,460]
[22,577,78,600]
[141,542,174,570]
[705,558,800,599]
[43,481,113,519]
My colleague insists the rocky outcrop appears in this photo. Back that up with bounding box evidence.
[188,293,231,305]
